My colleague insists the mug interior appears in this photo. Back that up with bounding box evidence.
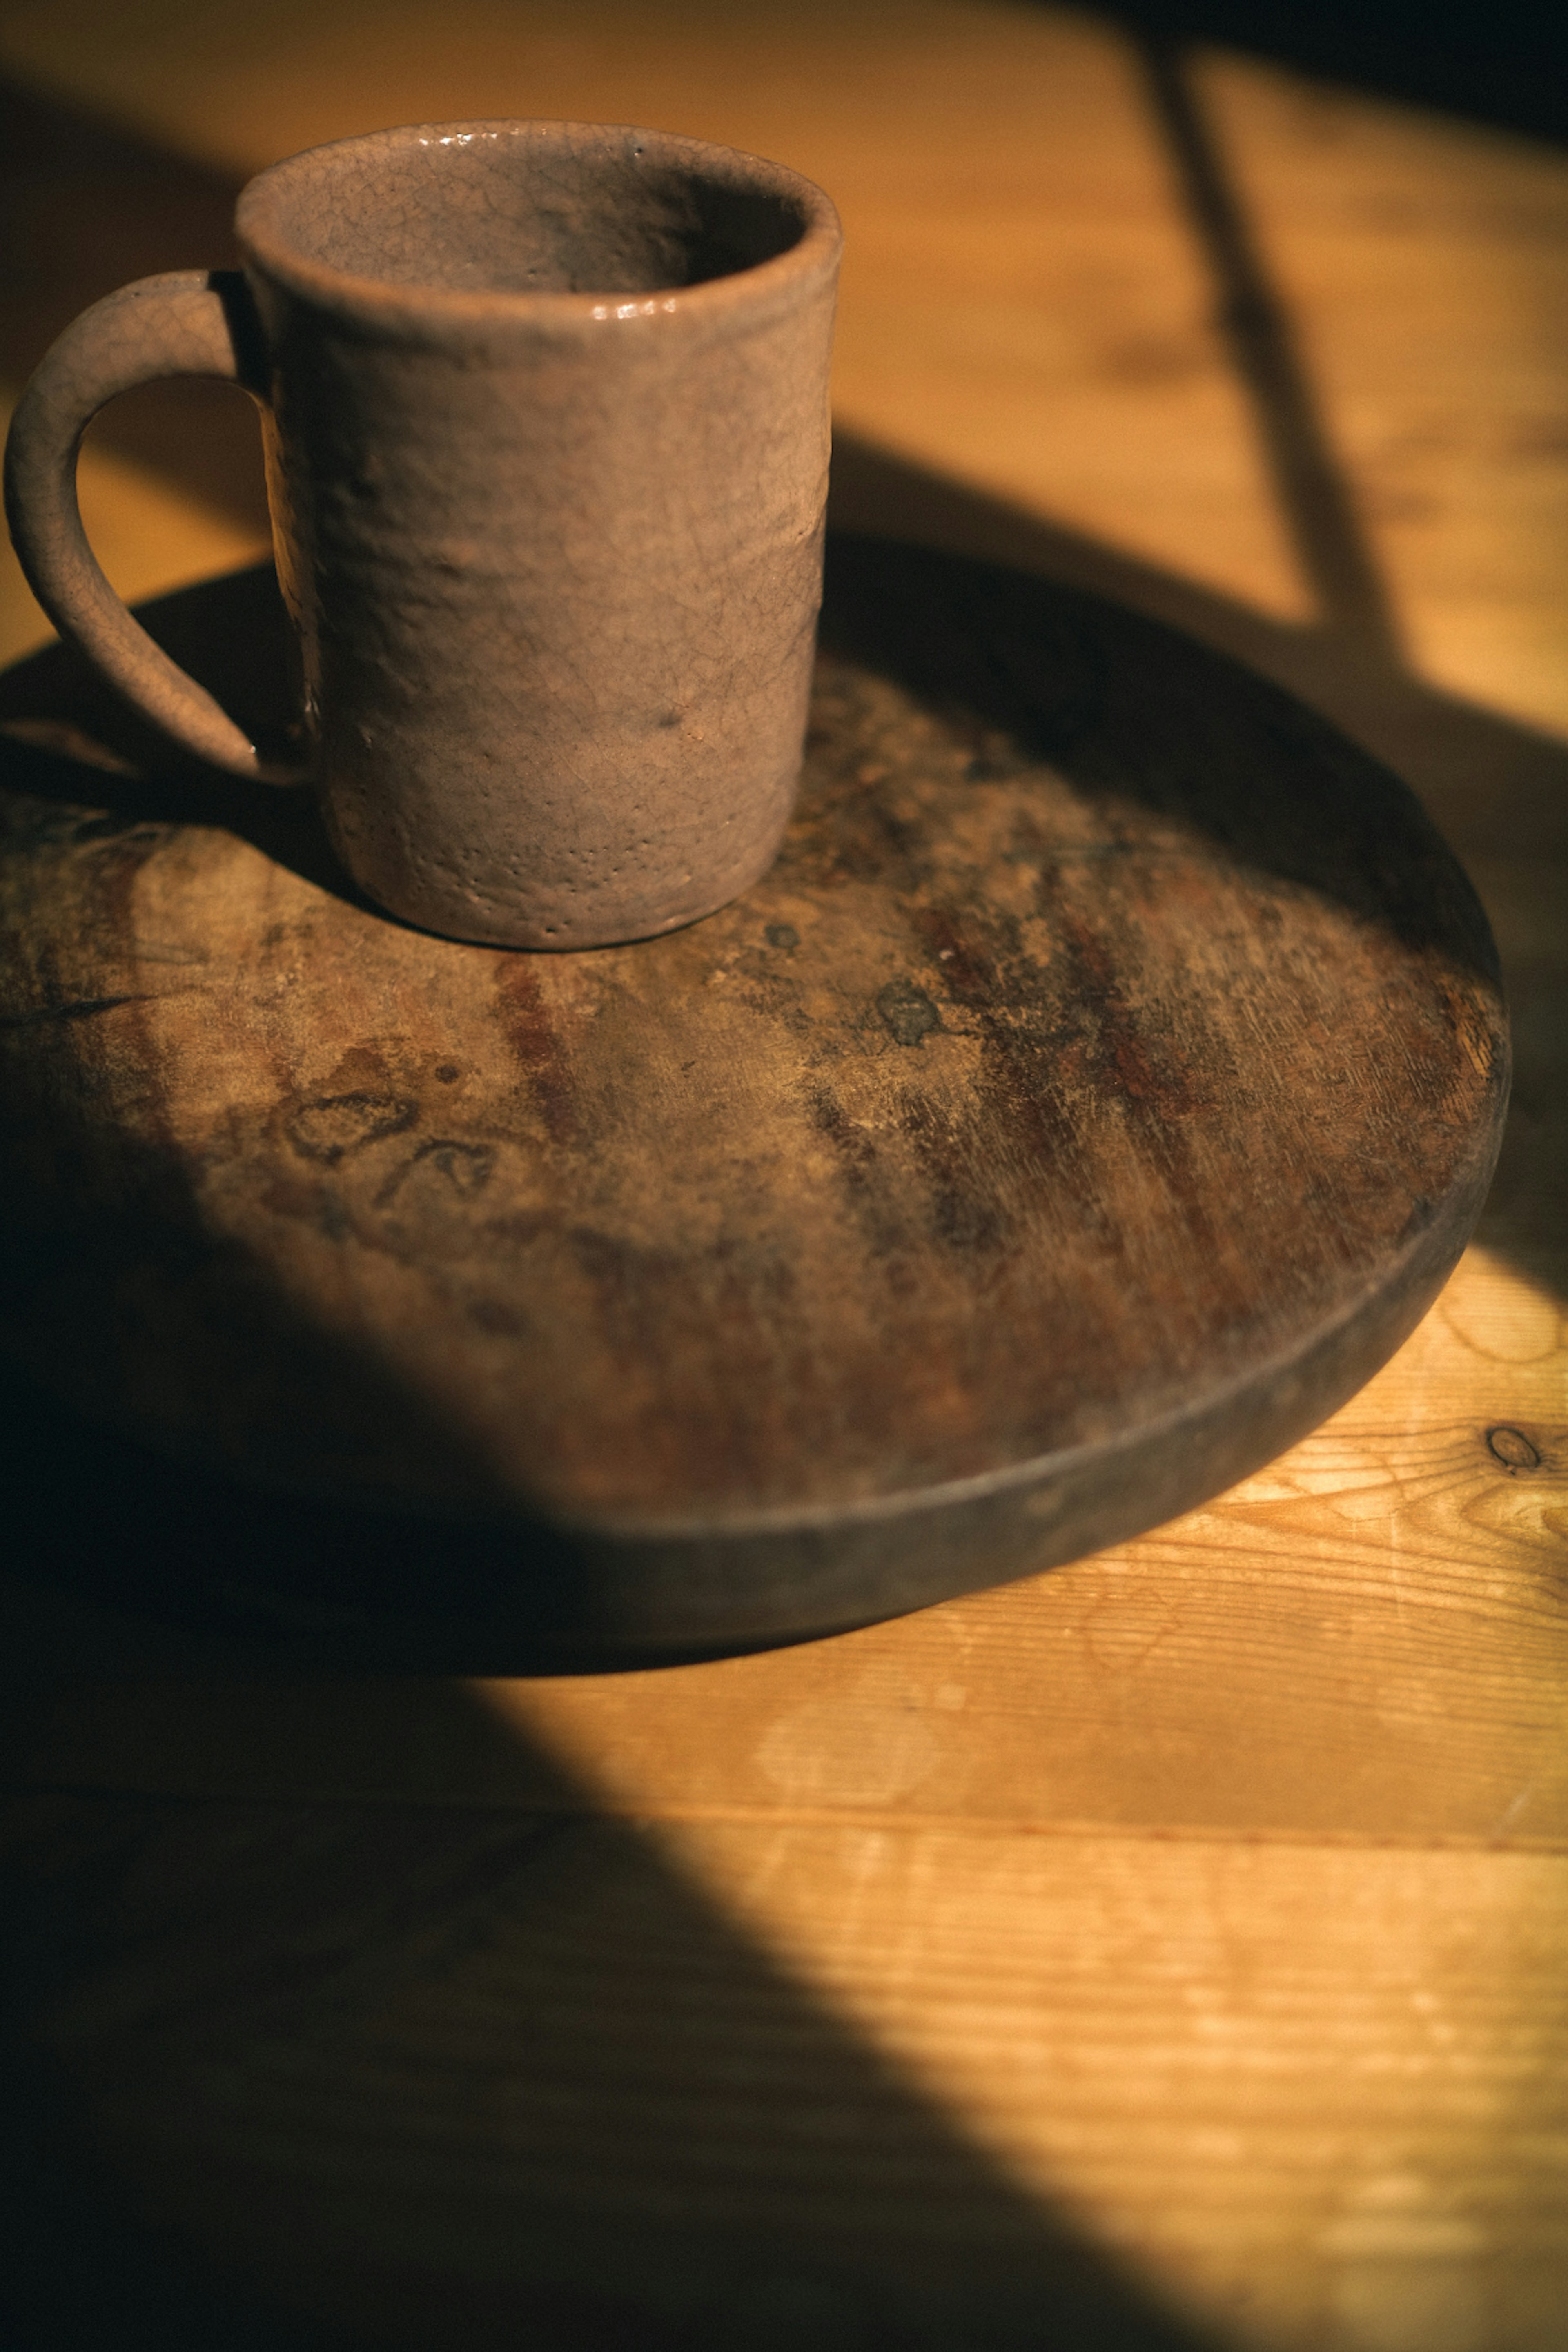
[245,122,815,299]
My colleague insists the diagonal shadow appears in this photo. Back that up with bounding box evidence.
[1129,29,1403,659]
[2,1671,1219,2352]
[0,45,1558,2351]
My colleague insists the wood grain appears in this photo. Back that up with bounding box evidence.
[0,5,1564,2348]
[0,537,1508,1647]
[3,1791,1565,2350]
[10,1301,1564,1846]
[1195,49,1568,741]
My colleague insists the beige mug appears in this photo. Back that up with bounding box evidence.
[4,120,841,948]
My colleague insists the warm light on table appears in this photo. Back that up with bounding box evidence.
[0,6,1564,2348]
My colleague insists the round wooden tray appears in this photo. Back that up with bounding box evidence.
[0,536,1507,1659]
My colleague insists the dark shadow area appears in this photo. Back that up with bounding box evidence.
[0,563,360,889]
[1,1682,1218,2352]
[0,1325,641,1677]
[1095,0,1568,150]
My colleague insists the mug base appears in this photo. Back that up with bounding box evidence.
[356,826,796,952]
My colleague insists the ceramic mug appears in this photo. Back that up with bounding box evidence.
[4,120,841,948]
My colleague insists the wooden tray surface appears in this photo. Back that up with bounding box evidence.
[0,535,1507,1655]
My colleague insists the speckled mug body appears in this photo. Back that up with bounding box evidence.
[236,122,841,947]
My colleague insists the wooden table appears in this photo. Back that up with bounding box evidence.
[1,7,1564,2346]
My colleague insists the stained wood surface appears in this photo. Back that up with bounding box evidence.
[0,7,1565,2351]
[0,538,1507,1647]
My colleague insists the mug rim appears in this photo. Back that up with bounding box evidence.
[236,118,842,338]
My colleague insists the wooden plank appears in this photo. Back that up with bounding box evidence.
[3,1791,1565,2348]
[1195,49,1568,741]
[0,12,1564,2350]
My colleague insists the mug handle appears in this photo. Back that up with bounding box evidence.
[3,270,306,786]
